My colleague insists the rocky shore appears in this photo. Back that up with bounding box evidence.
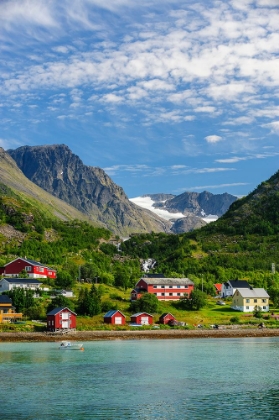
[1,327,279,342]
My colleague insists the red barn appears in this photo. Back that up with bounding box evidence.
[104,310,126,325]
[46,307,76,332]
[0,257,56,279]
[130,312,153,325]
[159,312,176,325]
[131,276,194,301]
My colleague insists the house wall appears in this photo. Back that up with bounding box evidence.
[104,312,126,325]
[0,279,10,292]
[47,309,76,331]
[131,314,153,325]
[159,314,175,324]
[232,294,269,312]
[4,259,56,279]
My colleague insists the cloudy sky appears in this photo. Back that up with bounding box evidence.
[1,0,279,198]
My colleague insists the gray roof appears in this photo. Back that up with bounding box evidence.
[104,310,125,318]
[226,280,251,288]
[2,278,42,284]
[140,277,194,286]
[47,307,76,316]
[0,295,12,304]
[234,288,269,298]
[131,312,153,317]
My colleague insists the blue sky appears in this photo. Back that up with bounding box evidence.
[0,0,279,199]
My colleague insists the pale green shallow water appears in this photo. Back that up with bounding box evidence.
[0,337,279,419]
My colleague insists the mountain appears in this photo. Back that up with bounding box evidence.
[130,191,237,233]
[121,169,279,280]
[0,147,94,223]
[146,191,237,218]
[8,145,171,236]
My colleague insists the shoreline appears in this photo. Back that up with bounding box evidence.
[1,328,279,342]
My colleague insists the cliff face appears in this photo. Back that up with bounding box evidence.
[8,145,171,236]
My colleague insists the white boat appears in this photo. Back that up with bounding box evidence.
[59,341,84,350]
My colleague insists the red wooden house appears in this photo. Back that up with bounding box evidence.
[131,276,194,301]
[46,307,76,332]
[0,257,56,279]
[104,310,126,325]
[159,313,176,325]
[130,312,153,325]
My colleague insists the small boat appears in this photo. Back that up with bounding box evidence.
[59,341,84,350]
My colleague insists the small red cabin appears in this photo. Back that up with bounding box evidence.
[0,257,56,279]
[46,307,76,332]
[159,313,176,325]
[130,312,153,325]
[104,310,126,325]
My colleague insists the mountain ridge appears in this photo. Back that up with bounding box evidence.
[8,145,171,236]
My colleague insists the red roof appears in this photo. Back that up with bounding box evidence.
[214,283,222,292]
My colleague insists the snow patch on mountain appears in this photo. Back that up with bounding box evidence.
[130,196,218,222]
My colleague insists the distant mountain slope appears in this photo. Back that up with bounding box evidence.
[150,191,237,217]
[8,145,171,236]
[0,148,93,223]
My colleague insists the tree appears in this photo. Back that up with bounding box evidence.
[131,293,159,313]
[77,284,102,316]
[56,270,74,289]
[47,295,75,313]
[6,287,35,314]
[179,289,207,310]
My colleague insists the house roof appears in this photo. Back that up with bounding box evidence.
[214,283,222,292]
[234,288,269,298]
[4,257,56,271]
[139,277,194,286]
[104,310,126,318]
[131,312,153,317]
[0,295,12,304]
[46,307,77,316]
[143,273,165,278]
[225,280,251,289]
[1,278,42,285]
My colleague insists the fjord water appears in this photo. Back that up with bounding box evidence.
[1,338,279,419]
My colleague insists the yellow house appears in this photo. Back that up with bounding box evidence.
[231,288,269,312]
[0,295,22,323]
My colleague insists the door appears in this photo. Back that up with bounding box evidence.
[141,317,149,325]
[62,320,69,328]
[115,317,122,325]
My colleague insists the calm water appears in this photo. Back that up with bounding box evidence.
[1,338,279,419]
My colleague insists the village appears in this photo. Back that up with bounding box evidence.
[0,256,274,333]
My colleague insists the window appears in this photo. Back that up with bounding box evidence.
[263,306,266,310]
[161,293,165,296]
[169,293,173,296]
[246,306,249,310]
[177,285,180,288]
[262,299,266,303]
[254,299,257,303]
[25,266,31,272]
[153,293,157,296]
[153,285,157,289]
[177,293,181,296]
[246,299,250,303]
[184,286,189,289]
[169,286,173,289]
[38,267,44,273]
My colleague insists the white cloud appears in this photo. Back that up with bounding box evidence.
[205,135,222,144]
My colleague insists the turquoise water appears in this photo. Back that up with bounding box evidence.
[1,338,279,419]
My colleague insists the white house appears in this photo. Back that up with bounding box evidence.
[231,288,270,312]
[221,279,251,298]
[0,278,42,292]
